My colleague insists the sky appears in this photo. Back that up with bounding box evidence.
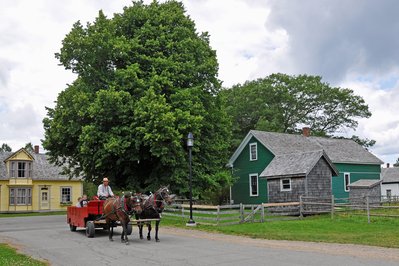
[1,0,398,165]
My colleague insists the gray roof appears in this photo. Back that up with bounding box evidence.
[308,137,383,164]
[249,130,383,165]
[348,179,382,188]
[381,167,399,183]
[0,151,81,181]
[251,131,322,155]
[260,150,338,179]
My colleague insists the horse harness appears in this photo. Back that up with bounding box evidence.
[103,197,130,218]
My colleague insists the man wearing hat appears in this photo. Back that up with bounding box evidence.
[97,177,114,200]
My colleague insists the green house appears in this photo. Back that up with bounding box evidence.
[228,129,383,204]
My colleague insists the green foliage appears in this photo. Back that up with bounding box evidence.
[83,180,98,198]
[43,0,232,200]
[221,73,372,150]
[24,142,34,152]
[0,143,12,152]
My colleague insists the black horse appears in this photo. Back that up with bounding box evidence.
[102,193,142,245]
[135,186,174,242]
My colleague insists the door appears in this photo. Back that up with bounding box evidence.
[40,187,50,210]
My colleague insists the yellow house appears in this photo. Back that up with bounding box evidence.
[0,146,83,213]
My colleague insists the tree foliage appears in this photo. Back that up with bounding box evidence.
[0,143,12,152]
[24,143,34,152]
[43,1,232,199]
[221,73,373,149]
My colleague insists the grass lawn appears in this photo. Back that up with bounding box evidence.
[0,244,47,266]
[162,213,399,248]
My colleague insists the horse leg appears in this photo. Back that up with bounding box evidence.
[121,221,129,245]
[138,222,144,239]
[109,221,114,242]
[155,220,160,242]
[146,222,151,241]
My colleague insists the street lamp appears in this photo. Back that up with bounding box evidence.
[186,132,196,226]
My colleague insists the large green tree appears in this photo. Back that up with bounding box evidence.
[43,1,232,198]
[221,73,372,149]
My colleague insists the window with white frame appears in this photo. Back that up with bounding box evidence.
[280,178,291,191]
[9,188,32,206]
[249,143,257,161]
[61,187,72,203]
[249,174,258,196]
[9,161,32,178]
[344,173,350,192]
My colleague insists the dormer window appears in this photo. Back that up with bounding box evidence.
[9,161,32,178]
[249,143,257,161]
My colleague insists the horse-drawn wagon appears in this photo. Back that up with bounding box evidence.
[67,187,173,244]
[67,199,134,238]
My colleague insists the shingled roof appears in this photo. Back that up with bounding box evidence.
[229,130,383,166]
[381,167,399,183]
[0,151,81,181]
[260,150,338,179]
[348,179,382,188]
[308,137,383,164]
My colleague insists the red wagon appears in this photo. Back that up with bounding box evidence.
[67,199,133,238]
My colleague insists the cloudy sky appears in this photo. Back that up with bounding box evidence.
[1,0,398,165]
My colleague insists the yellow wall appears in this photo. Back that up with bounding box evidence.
[0,180,83,213]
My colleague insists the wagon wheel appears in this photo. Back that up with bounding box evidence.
[86,221,95,238]
[69,224,77,232]
[126,223,132,235]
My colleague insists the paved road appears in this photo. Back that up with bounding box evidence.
[0,215,398,266]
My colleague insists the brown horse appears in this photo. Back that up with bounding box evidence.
[102,193,142,245]
[135,186,175,242]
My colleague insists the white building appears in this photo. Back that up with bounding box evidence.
[381,166,399,198]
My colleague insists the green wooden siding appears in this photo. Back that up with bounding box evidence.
[231,137,274,204]
[230,137,382,204]
[332,163,381,199]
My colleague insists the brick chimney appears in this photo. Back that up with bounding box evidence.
[302,127,310,137]
[34,145,39,154]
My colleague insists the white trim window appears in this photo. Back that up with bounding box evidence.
[344,173,350,192]
[249,143,257,161]
[9,187,32,205]
[61,187,72,203]
[249,174,259,196]
[9,161,32,178]
[280,178,291,191]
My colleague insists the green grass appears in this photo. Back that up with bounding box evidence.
[162,213,399,248]
[0,244,47,266]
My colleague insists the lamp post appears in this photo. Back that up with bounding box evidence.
[186,132,196,226]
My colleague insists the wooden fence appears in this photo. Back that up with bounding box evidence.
[301,195,399,223]
[164,196,399,225]
[163,202,300,226]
